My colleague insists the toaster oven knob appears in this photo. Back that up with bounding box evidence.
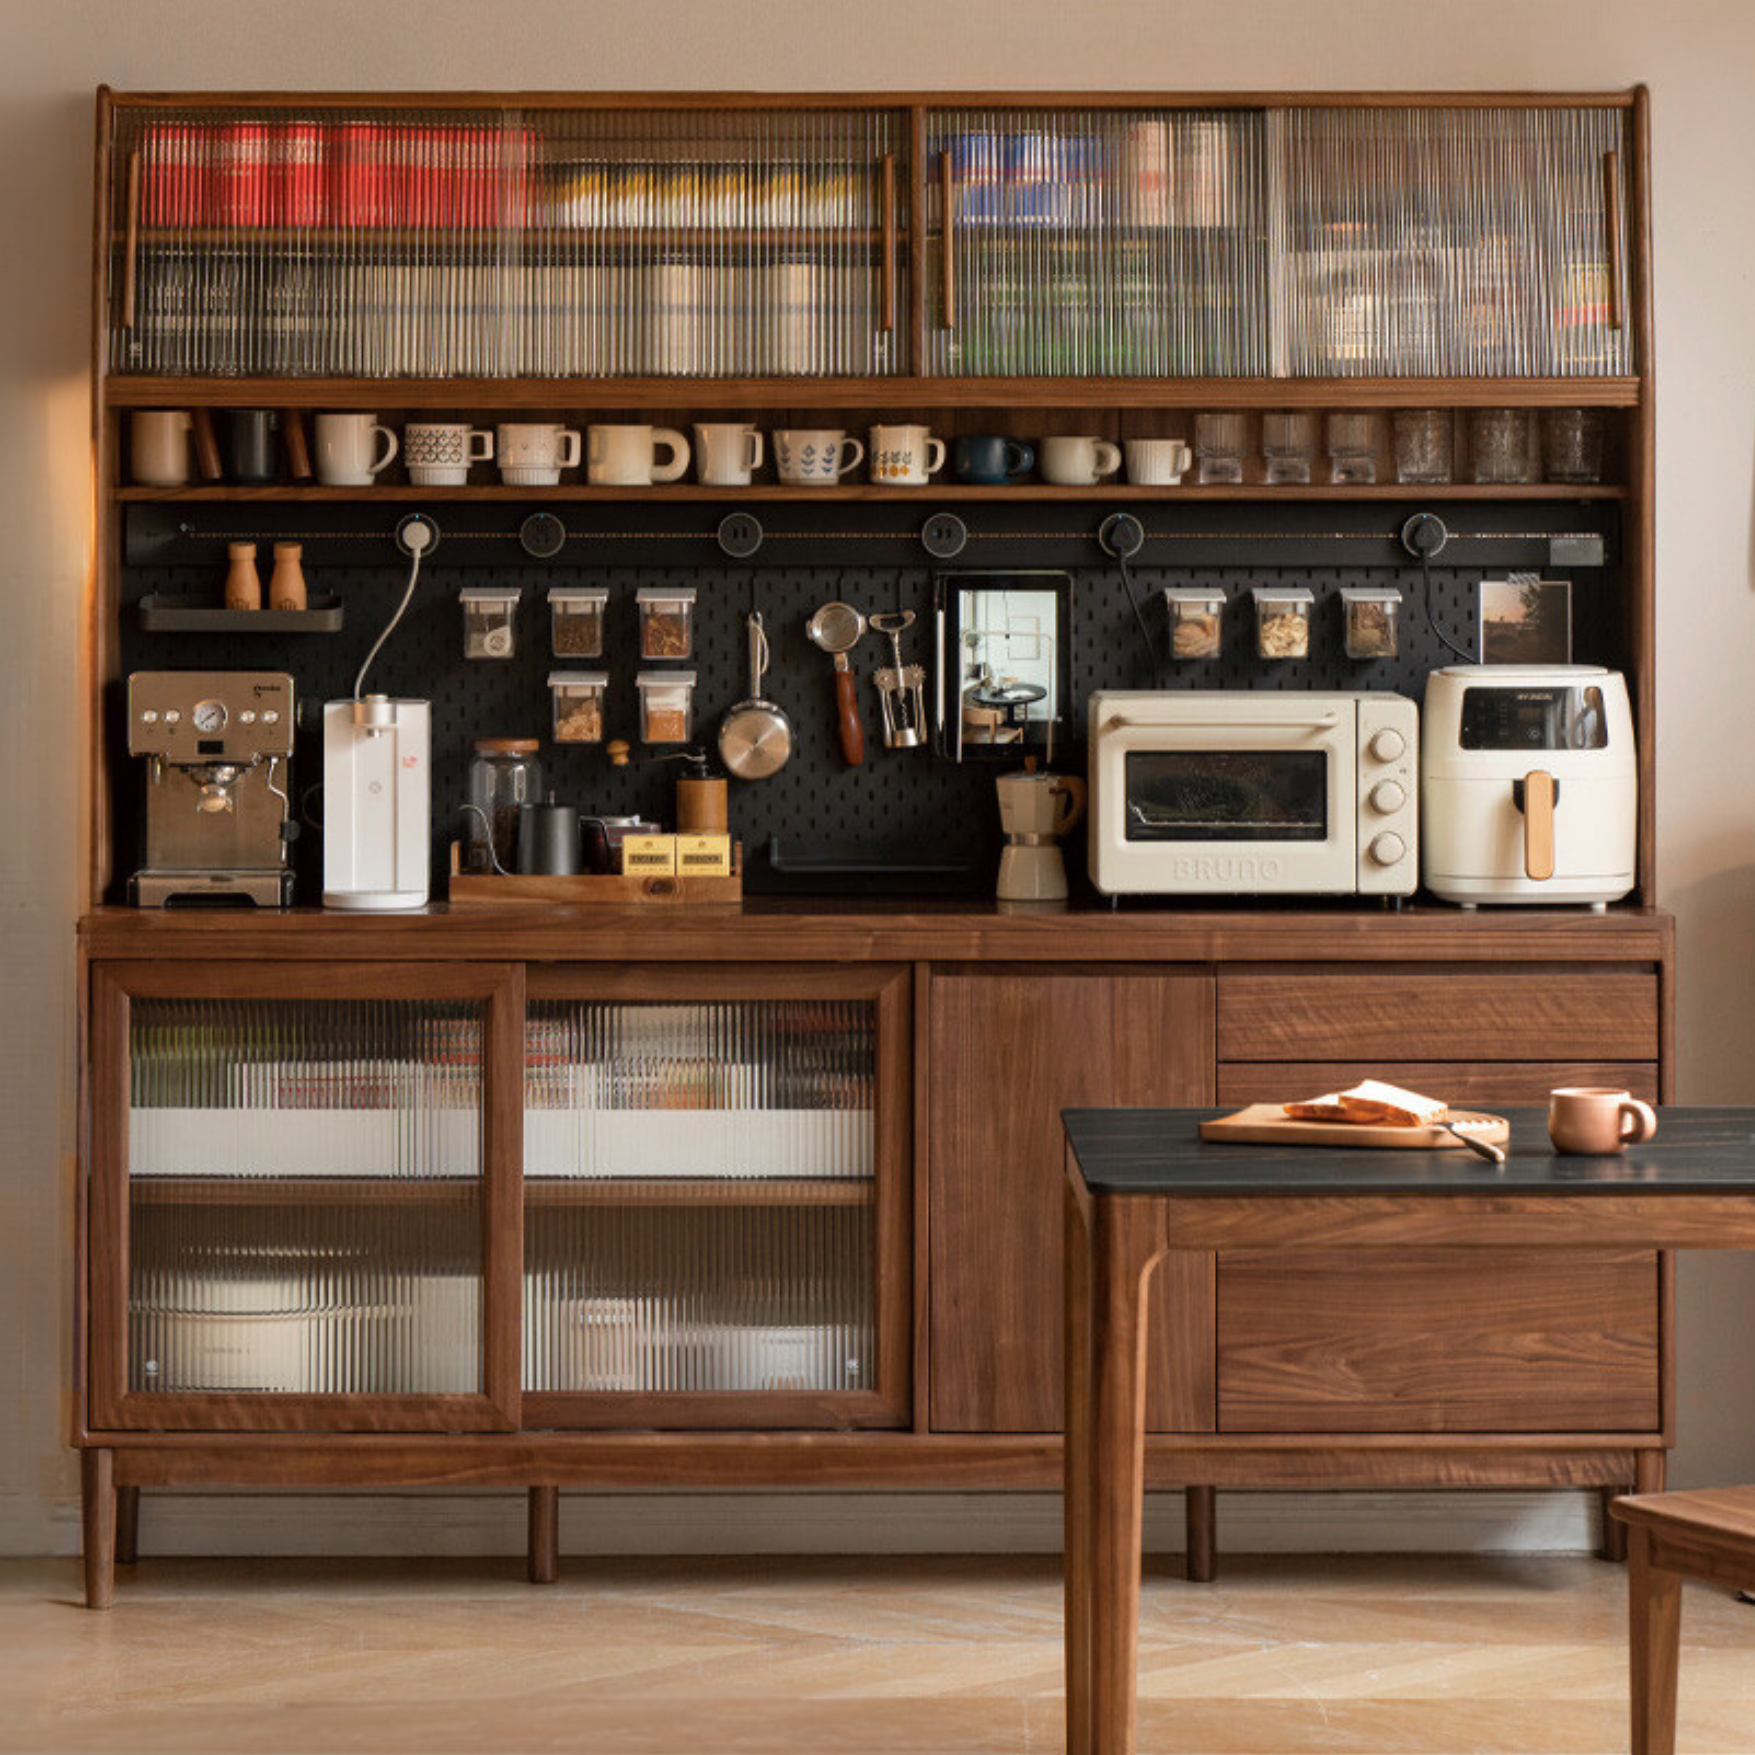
[1368,779,1407,814]
[1367,831,1407,868]
[1367,727,1406,763]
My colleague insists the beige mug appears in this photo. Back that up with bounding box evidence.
[131,410,194,486]
[869,423,947,486]
[315,413,398,486]
[1041,435,1123,486]
[694,422,764,487]
[498,422,583,487]
[586,423,690,487]
[1548,1087,1659,1156]
[1125,438,1193,486]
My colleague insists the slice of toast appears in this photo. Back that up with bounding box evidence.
[1284,1079,1448,1128]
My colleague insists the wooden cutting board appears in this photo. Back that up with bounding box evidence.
[1199,1104,1510,1150]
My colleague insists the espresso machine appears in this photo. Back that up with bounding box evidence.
[127,671,295,906]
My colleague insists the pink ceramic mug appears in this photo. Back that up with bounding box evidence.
[1547,1086,1658,1156]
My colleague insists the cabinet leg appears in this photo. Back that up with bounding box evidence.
[528,1486,560,1585]
[81,1449,116,1611]
[1636,1450,1667,1495]
[115,1485,140,1567]
[1185,1486,1217,1583]
[1627,1525,1681,1755]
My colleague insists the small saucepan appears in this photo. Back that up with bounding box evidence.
[718,610,794,780]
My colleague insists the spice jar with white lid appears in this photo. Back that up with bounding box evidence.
[549,584,608,658]
[549,671,608,744]
[1340,586,1402,659]
[461,585,521,660]
[1164,587,1225,660]
[636,586,695,660]
[1252,586,1314,659]
[636,670,696,744]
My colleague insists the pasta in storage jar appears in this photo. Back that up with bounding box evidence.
[1252,586,1314,659]
[637,670,695,744]
[549,671,608,744]
[1163,587,1225,660]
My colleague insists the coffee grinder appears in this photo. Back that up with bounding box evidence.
[127,670,296,906]
[994,763,1086,902]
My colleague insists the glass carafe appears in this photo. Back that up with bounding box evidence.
[465,738,544,875]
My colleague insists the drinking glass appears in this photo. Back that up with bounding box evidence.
[1540,408,1605,484]
[1261,411,1316,485]
[1194,411,1247,485]
[1393,409,1453,484]
[1325,411,1378,485]
[1470,408,1535,484]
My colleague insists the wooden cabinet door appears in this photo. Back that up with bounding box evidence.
[928,970,1215,1434]
[89,960,524,1434]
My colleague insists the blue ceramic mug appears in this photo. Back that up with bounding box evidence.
[953,435,1036,486]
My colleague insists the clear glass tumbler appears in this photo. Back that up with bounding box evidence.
[1193,411,1247,485]
[1470,408,1535,484]
[1392,409,1453,484]
[1261,411,1316,485]
[1540,408,1605,484]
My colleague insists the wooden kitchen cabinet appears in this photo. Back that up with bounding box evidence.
[927,969,1215,1433]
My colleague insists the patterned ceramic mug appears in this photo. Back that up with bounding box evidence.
[405,422,494,487]
[869,424,947,487]
[773,428,864,487]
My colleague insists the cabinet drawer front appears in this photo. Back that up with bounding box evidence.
[1217,968,1659,1062]
[1218,1062,1660,1106]
[1217,1249,1661,1434]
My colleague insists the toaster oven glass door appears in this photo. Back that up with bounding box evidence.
[1123,750,1328,841]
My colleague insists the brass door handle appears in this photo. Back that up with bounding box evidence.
[1601,150,1625,333]
[122,149,141,330]
[939,149,955,329]
[879,153,896,335]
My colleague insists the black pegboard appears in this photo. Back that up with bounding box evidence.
[112,500,1625,903]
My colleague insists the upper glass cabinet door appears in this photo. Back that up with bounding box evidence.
[106,103,909,378]
[923,106,1272,378]
[92,963,521,1432]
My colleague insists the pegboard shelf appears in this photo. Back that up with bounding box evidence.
[116,482,1626,504]
[103,375,1646,411]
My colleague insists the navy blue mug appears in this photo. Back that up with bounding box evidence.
[953,435,1035,485]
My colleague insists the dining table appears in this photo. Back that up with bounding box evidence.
[1060,1105,1755,1755]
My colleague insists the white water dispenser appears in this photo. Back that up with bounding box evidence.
[321,697,431,910]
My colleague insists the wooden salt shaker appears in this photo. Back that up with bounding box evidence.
[269,543,307,612]
[224,542,261,611]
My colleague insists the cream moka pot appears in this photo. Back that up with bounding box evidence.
[995,768,1086,901]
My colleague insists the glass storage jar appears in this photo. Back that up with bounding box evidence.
[1340,586,1402,659]
[637,670,696,744]
[637,586,696,660]
[550,584,608,658]
[1164,587,1225,660]
[464,738,543,873]
[1253,586,1314,659]
[549,671,608,744]
[461,585,521,659]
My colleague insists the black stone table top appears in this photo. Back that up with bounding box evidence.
[1062,1107,1755,1197]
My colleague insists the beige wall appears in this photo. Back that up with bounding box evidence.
[5,0,1754,1555]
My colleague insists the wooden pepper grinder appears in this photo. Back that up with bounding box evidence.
[224,542,261,611]
[269,542,307,612]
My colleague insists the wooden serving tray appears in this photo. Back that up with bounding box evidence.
[1199,1104,1510,1150]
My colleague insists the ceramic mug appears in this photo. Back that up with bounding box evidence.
[587,424,690,487]
[773,428,864,487]
[1041,435,1122,486]
[869,423,947,487]
[953,435,1035,486]
[498,422,583,487]
[405,421,494,487]
[315,413,398,486]
[1124,438,1193,487]
[693,422,765,488]
[131,410,194,486]
[1548,1087,1659,1156]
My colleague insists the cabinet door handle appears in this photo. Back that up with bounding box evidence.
[939,149,955,330]
[1601,149,1625,333]
[121,148,141,330]
[880,152,896,334]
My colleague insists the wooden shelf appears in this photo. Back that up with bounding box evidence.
[130,1177,480,1206]
[115,481,1625,504]
[102,375,1645,412]
[525,1178,874,1209]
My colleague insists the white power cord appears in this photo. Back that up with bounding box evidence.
[354,518,433,702]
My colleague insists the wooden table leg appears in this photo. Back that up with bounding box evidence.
[1600,1486,1631,1562]
[528,1486,560,1585]
[1627,1524,1680,1755]
[81,1449,116,1611]
[115,1485,140,1567]
[1064,1176,1095,1755]
[1185,1485,1216,1583]
[1089,1198,1162,1755]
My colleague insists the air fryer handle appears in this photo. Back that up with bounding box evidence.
[1512,771,1558,882]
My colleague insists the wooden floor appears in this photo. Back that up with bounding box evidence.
[4,1553,1754,1754]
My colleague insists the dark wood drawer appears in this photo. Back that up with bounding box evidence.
[1218,1061,1660,1106]
[1217,1249,1662,1434]
[1217,967,1659,1062]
